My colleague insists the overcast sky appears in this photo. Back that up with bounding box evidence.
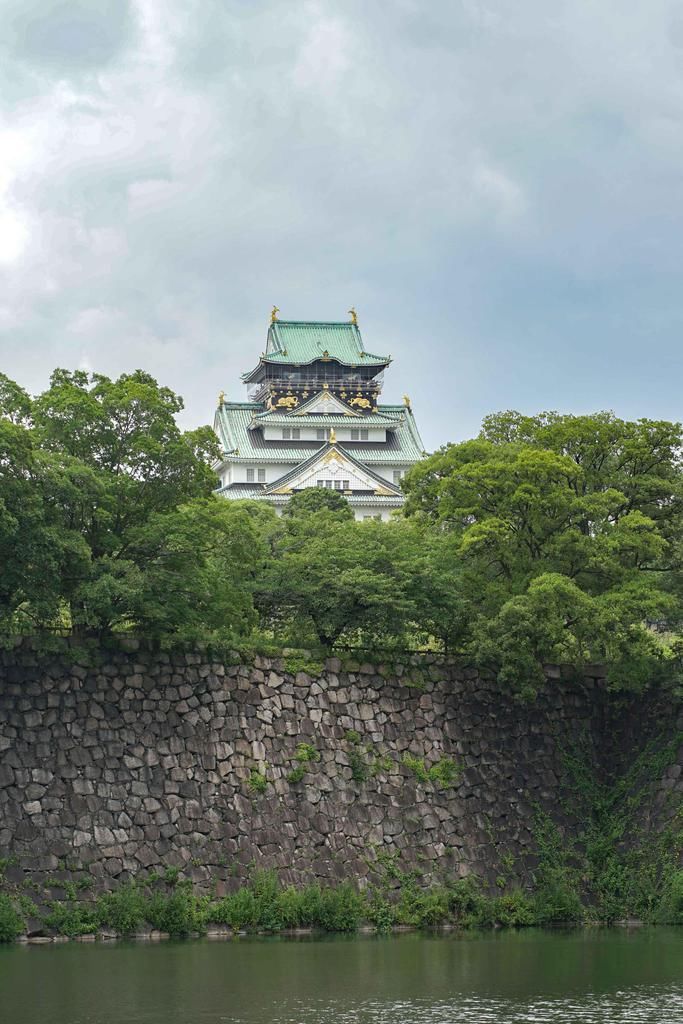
[1,1,682,450]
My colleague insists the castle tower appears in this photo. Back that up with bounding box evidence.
[213,313,425,520]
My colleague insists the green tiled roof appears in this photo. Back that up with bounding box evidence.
[222,485,403,505]
[241,322,390,382]
[216,482,266,498]
[266,321,389,366]
[263,442,403,496]
[250,411,398,428]
[214,402,426,465]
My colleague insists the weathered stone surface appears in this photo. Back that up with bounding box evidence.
[0,645,680,893]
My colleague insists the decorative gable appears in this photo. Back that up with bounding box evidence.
[292,390,360,417]
[266,444,400,496]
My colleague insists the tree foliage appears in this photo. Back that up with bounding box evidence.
[402,411,683,693]
[0,370,257,640]
[3,371,682,697]
[281,486,353,520]
[255,502,425,647]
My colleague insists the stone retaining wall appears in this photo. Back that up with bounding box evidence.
[0,644,680,892]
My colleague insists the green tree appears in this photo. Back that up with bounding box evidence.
[26,369,222,635]
[72,498,263,640]
[256,509,420,648]
[0,369,262,641]
[401,525,470,653]
[32,368,218,529]
[281,486,353,520]
[0,375,91,631]
[403,411,683,693]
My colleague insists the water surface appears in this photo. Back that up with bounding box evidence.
[2,928,683,1024]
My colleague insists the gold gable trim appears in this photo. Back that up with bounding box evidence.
[266,446,401,498]
[292,391,362,417]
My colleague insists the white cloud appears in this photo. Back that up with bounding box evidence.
[0,1,682,444]
[472,160,527,222]
[292,4,351,93]
[0,205,29,264]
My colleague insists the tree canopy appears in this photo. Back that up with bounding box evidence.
[2,372,682,697]
[402,411,683,693]
[0,370,247,639]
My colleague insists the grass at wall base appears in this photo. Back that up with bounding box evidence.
[1,860,682,943]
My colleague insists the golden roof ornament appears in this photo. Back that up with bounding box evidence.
[271,305,279,323]
[403,394,411,408]
[349,307,358,325]
[329,427,337,444]
[218,390,225,406]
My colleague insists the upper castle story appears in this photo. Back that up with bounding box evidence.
[213,310,425,521]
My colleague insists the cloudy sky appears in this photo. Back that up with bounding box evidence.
[1,1,682,450]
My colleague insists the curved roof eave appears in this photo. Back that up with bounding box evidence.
[241,354,390,382]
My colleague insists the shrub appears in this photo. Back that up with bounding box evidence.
[287,742,321,784]
[428,758,460,788]
[276,886,305,928]
[402,754,460,788]
[371,754,394,775]
[283,655,325,677]
[295,743,320,764]
[447,877,488,926]
[533,867,584,924]
[348,749,368,783]
[247,767,268,795]
[296,884,324,926]
[146,883,203,936]
[402,754,430,783]
[44,899,100,937]
[98,883,146,935]
[213,888,257,931]
[401,886,451,927]
[251,870,282,930]
[490,890,536,927]
[422,888,453,926]
[365,891,394,932]
[0,894,23,942]
[655,869,683,923]
[318,883,364,932]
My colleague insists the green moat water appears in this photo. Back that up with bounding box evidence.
[1,929,683,1024]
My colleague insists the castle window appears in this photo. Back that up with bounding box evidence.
[393,470,405,484]
[316,429,328,440]
[315,479,348,489]
[282,428,300,439]
[257,468,266,482]
[350,428,369,441]
[246,468,255,482]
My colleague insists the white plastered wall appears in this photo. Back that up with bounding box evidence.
[283,450,392,494]
[261,426,387,443]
